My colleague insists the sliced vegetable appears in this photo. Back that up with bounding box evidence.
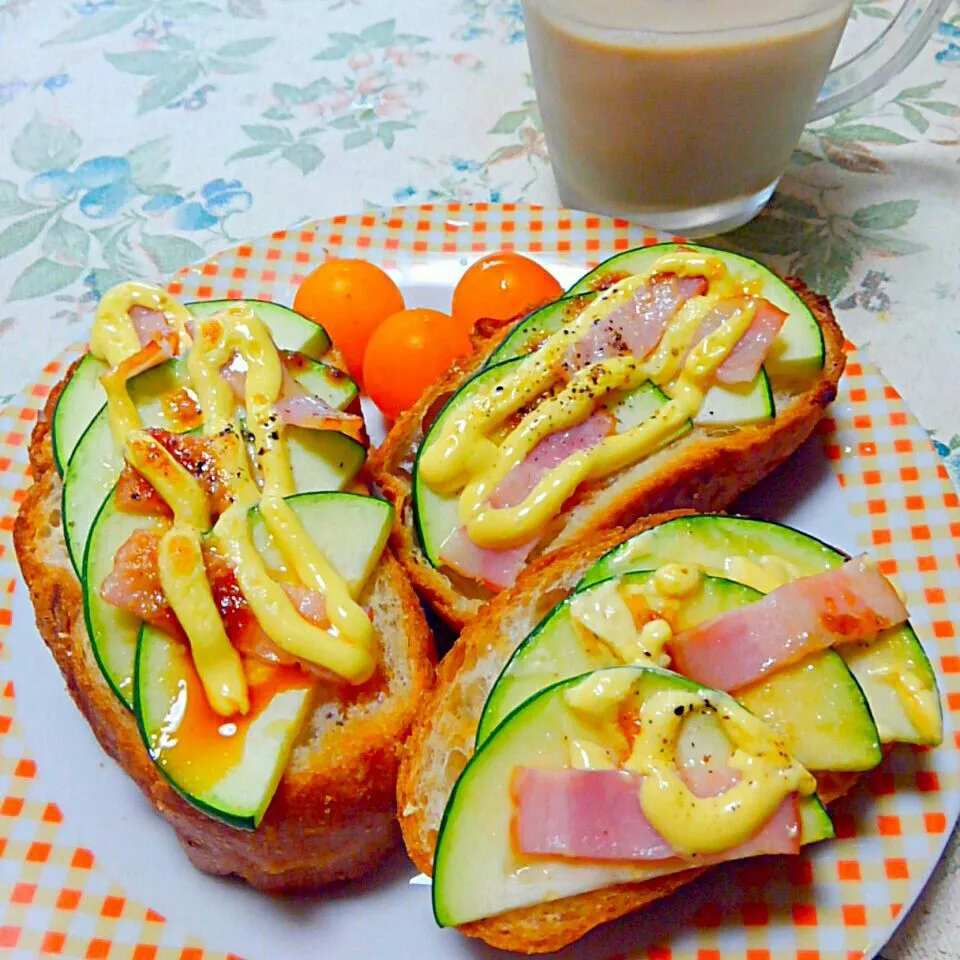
[83,488,169,708]
[565,243,825,379]
[135,623,314,829]
[187,299,332,361]
[434,666,831,928]
[581,515,942,746]
[63,351,363,576]
[132,490,393,827]
[54,301,337,475]
[485,293,597,367]
[478,571,882,772]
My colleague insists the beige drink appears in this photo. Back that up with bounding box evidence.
[523,0,853,233]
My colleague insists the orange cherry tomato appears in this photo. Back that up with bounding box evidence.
[363,308,473,421]
[293,259,405,382]
[451,252,563,335]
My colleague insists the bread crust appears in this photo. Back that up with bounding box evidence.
[15,368,436,894]
[396,510,862,953]
[370,278,846,630]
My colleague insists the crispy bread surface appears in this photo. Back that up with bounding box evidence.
[371,278,846,630]
[396,510,861,953]
[15,369,436,893]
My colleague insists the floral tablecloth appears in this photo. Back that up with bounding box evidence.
[0,0,958,956]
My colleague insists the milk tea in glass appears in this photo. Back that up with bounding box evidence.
[521,0,942,235]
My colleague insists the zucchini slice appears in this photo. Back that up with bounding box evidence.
[566,242,825,379]
[62,352,363,576]
[186,299,331,360]
[83,487,168,709]
[135,623,315,830]
[435,666,832,928]
[582,514,942,747]
[485,292,598,367]
[696,370,774,426]
[52,353,109,476]
[132,491,393,826]
[477,571,882,772]
[413,358,523,569]
[53,300,338,475]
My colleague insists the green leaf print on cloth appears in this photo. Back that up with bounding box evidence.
[723,193,926,300]
[229,18,429,174]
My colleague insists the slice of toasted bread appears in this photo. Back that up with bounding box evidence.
[371,278,846,630]
[396,510,862,953]
[15,369,436,894]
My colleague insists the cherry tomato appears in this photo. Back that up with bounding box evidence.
[363,308,473,420]
[293,259,405,382]
[451,252,563,335]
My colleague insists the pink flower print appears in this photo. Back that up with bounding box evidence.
[385,46,423,68]
[374,86,409,118]
[315,89,353,116]
[348,51,374,70]
[356,73,384,95]
[452,52,481,69]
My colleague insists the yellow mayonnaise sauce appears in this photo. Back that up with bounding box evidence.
[570,579,673,666]
[91,283,376,717]
[419,252,763,550]
[626,688,815,855]
[867,664,939,742]
[569,564,704,670]
[157,528,249,716]
[561,672,816,856]
[91,280,193,366]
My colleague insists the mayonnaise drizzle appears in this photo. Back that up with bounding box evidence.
[419,252,762,550]
[91,283,377,717]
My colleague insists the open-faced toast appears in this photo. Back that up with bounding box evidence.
[397,510,942,953]
[371,246,847,630]
[16,293,436,894]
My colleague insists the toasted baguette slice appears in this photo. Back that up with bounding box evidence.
[397,510,861,953]
[371,278,846,630]
[15,367,436,894]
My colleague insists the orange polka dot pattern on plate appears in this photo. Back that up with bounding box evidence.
[1,205,957,960]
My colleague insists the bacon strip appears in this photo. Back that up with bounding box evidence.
[686,298,788,385]
[669,556,909,692]
[511,767,801,862]
[490,412,615,509]
[438,412,615,590]
[221,360,365,441]
[101,531,330,669]
[130,306,176,347]
[100,529,183,640]
[564,275,707,373]
[114,429,233,519]
[437,528,538,592]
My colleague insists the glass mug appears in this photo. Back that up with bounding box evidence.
[522,0,952,236]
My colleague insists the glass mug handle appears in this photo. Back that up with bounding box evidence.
[811,0,952,121]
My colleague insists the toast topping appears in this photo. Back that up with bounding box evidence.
[622,687,815,856]
[550,667,816,857]
[416,249,798,579]
[91,285,380,712]
[91,281,193,367]
[668,555,909,691]
[157,528,250,716]
[433,666,826,928]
